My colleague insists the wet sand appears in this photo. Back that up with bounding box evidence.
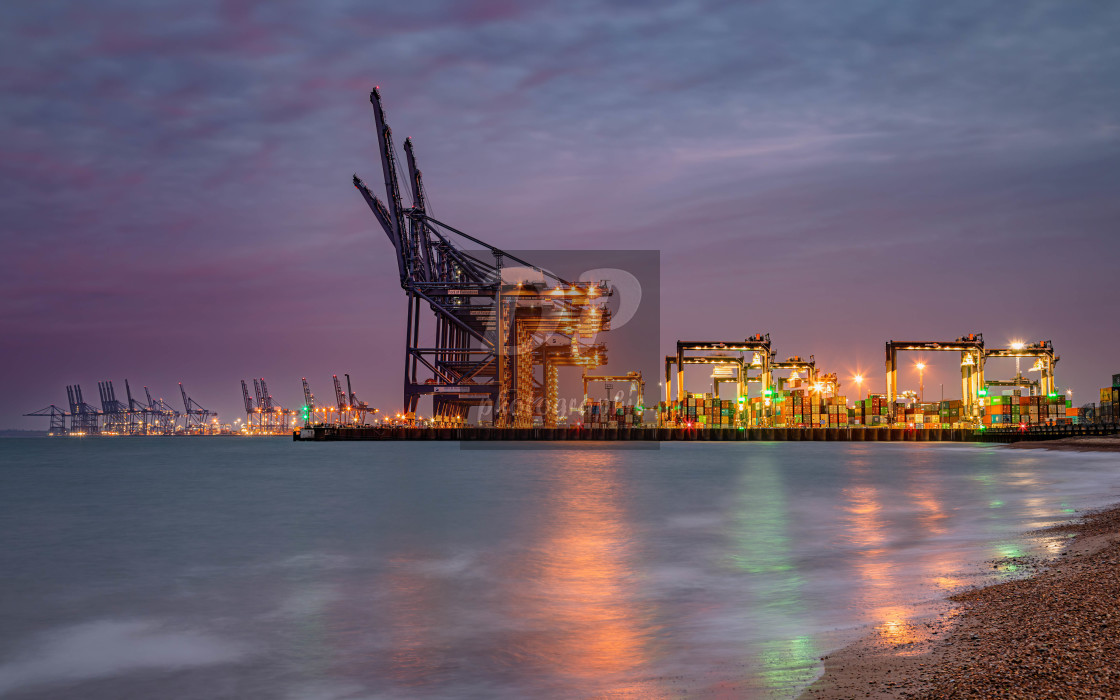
[803,492,1120,698]
[1006,434,1120,452]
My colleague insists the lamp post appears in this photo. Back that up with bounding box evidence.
[853,374,864,402]
[916,362,926,404]
[1010,340,1025,388]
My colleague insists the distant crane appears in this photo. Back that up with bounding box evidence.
[179,383,215,433]
[259,378,274,412]
[124,380,149,434]
[97,381,129,433]
[332,374,349,425]
[345,373,376,425]
[301,378,316,426]
[241,379,255,430]
[65,384,101,435]
[144,385,179,433]
[259,378,286,431]
[23,404,70,435]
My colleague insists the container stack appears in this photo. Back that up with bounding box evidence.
[770,392,849,427]
[1097,384,1120,423]
[583,400,641,428]
[854,394,888,425]
[982,391,1074,428]
[658,394,737,428]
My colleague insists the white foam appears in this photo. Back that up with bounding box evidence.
[0,619,246,693]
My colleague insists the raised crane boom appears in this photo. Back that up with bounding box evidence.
[302,378,315,409]
[333,374,348,414]
[23,404,69,434]
[179,382,215,432]
[242,380,254,414]
[370,87,411,284]
[353,88,612,427]
[259,379,273,411]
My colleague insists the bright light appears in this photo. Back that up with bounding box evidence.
[1010,340,1025,350]
[915,362,925,371]
[853,374,863,384]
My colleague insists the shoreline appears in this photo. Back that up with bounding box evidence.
[1006,434,1120,452]
[802,489,1120,698]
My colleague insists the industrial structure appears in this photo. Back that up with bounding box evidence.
[353,88,613,428]
[240,377,293,434]
[25,381,217,435]
[650,332,1077,431]
[22,93,1110,442]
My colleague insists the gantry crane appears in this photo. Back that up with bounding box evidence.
[885,334,986,418]
[583,371,644,402]
[984,341,1059,396]
[23,404,69,435]
[664,335,773,404]
[772,356,818,393]
[582,371,645,422]
[353,88,611,427]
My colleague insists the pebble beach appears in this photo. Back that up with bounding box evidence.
[804,441,1120,699]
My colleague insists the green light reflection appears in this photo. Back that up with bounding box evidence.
[728,454,819,693]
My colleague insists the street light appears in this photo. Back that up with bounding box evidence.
[915,362,926,404]
[853,374,864,401]
[1010,340,1026,385]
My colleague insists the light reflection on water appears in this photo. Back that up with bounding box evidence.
[1,440,1118,699]
[505,452,659,697]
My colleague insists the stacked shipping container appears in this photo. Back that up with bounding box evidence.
[982,392,1073,427]
[1098,384,1120,424]
[658,395,737,428]
[582,400,642,427]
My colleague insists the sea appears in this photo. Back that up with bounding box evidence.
[1,438,1118,699]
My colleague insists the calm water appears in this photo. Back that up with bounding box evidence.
[1,439,1118,699]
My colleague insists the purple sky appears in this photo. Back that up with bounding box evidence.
[3,0,1119,428]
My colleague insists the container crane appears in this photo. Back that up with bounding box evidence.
[332,374,348,425]
[665,336,773,404]
[885,334,985,419]
[241,380,256,431]
[144,386,178,433]
[23,404,69,435]
[345,373,375,425]
[179,383,215,433]
[984,341,1059,397]
[97,380,130,433]
[582,371,645,407]
[772,356,818,394]
[124,380,149,434]
[65,384,101,435]
[301,378,316,426]
[353,87,611,427]
[258,378,286,431]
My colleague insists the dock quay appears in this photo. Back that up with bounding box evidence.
[293,424,1119,443]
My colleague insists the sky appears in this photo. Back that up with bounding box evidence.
[2,0,1119,428]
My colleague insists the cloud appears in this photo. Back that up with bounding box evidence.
[1,0,1118,423]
